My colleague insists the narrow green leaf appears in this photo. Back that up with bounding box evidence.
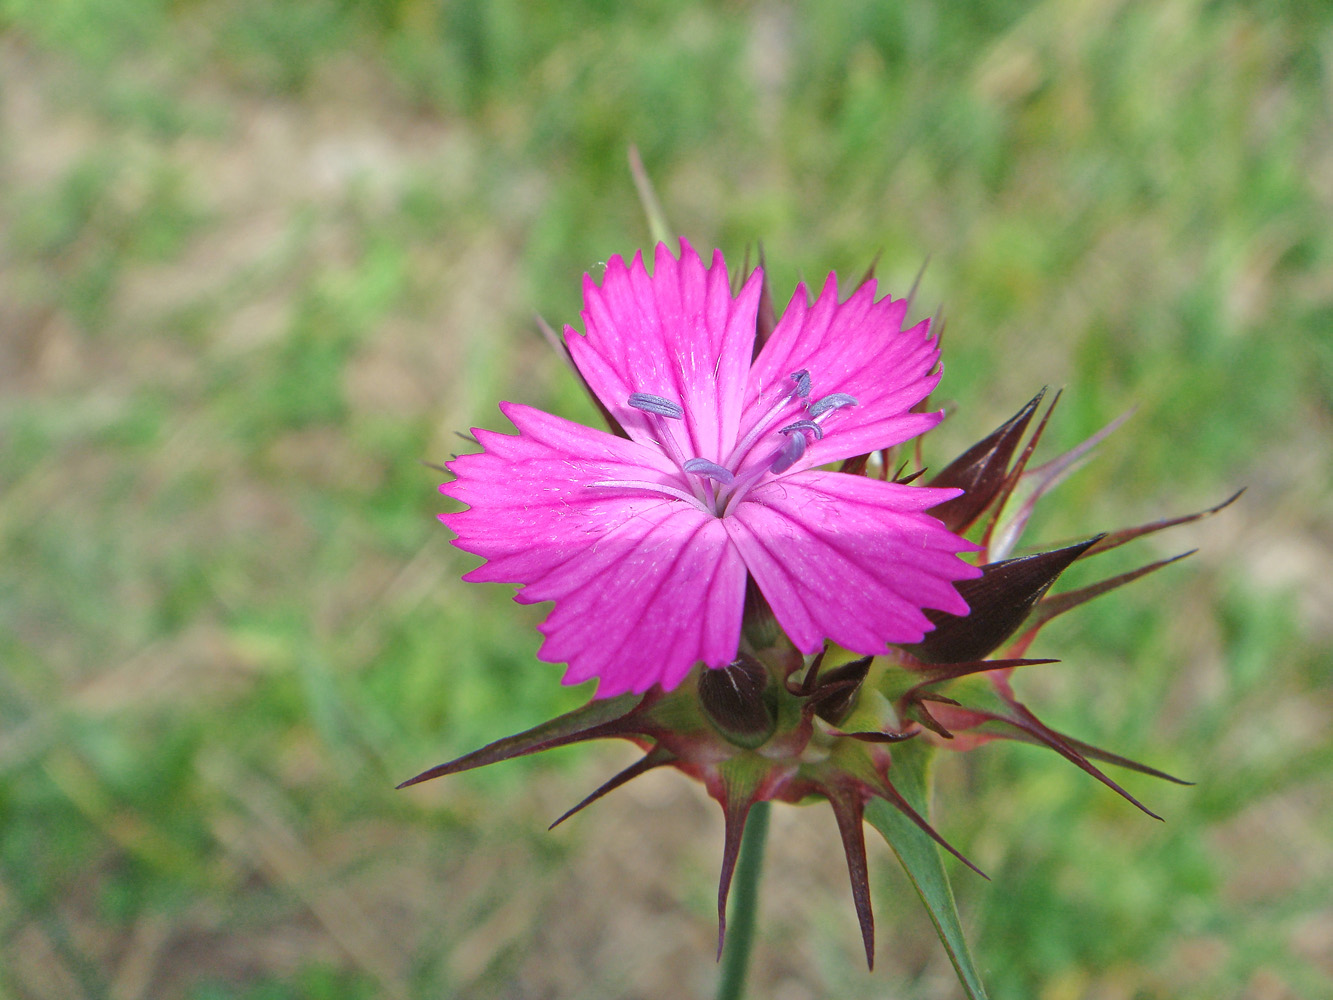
[864,741,989,1000]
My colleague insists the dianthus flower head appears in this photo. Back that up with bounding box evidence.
[408,239,1237,980]
[441,239,980,697]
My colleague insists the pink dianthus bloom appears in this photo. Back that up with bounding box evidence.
[441,240,981,697]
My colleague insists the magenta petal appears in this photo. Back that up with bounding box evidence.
[741,275,942,470]
[443,402,681,574]
[566,240,763,465]
[725,472,980,655]
[442,402,745,697]
[533,505,745,697]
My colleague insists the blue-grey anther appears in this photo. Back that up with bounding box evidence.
[683,458,736,485]
[627,392,684,419]
[769,430,807,474]
[780,419,824,440]
[788,369,812,398]
[808,392,858,418]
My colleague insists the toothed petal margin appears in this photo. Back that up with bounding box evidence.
[443,402,682,574]
[741,274,944,471]
[566,240,763,465]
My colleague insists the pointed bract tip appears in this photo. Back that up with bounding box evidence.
[548,749,673,830]
[873,774,988,880]
[928,387,1047,532]
[995,704,1166,820]
[1017,549,1200,649]
[904,253,931,319]
[396,695,646,793]
[827,790,876,968]
[1083,487,1244,558]
[856,249,882,291]
[715,796,755,961]
[753,245,778,357]
[910,536,1105,664]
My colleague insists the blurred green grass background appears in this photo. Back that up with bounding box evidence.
[1,1,1330,997]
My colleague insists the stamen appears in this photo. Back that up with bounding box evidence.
[789,369,812,398]
[808,392,857,418]
[627,392,684,419]
[683,458,736,486]
[769,431,807,474]
[625,391,707,502]
[725,373,816,470]
[780,419,824,440]
[589,480,710,513]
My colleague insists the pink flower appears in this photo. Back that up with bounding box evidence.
[441,240,981,697]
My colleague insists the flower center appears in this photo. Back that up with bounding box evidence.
[590,371,857,517]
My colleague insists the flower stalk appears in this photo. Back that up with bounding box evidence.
[716,800,769,1000]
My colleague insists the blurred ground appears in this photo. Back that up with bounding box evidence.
[1,1,1331,998]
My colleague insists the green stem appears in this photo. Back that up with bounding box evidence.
[716,799,771,1000]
